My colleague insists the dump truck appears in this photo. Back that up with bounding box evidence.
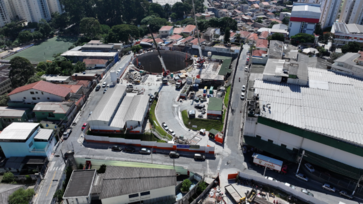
[252,153,287,174]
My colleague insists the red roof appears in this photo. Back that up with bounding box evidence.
[181,36,194,43]
[141,38,153,43]
[59,84,83,93]
[154,38,164,44]
[169,35,183,40]
[190,38,205,45]
[76,80,90,87]
[259,31,269,39]
[230,32,236,38]
[256,39,269,48]
[252,4,260,9]
[159,26,173,31]
[240,31,251,38]
[173,28,184,34]
[183,25,197,33]
[8,81,71,97]
[252,50,267,57]
[248,33,258,41]
[83,58,108,65]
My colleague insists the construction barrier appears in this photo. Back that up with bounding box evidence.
[84,135,215,154]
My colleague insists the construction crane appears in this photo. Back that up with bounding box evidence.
[147,25,170,77]
[192,0,205,66]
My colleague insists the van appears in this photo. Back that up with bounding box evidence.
[194,153,205,160]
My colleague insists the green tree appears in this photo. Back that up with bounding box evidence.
[181,179,192,192]
[107,24,139,43]
[0,94,9,106]
[1,22,23,40]
[341,42,361,53]
[282,17,290,25]
[100,24,111,34]
[267,33,285,42]
[39,19,52,37]
[17,31,33,43]
[9,57,35,88]
[131,45,142,53]
[8,188,35,204]
[32,31,43,40]
[269,21,279,28]
[74,61,86,73]
[80,17,101,39]
[172,2,186,19]
[2,172,15,183]
[50,12,70,30]
[60,61,74,76]
[315,23,323,36]
[170,13,178,20]
[197,182,207,193]
[164,3,171,18]
[149,3,165,18]
[141,15,169,32]
[53,189,64,202]
[224,27,230,43]
[97,164,106,173]
[27,75,44,84]
[290,33,315,45]
[256,18,262,23]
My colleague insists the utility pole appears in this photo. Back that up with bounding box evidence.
[352,175,362,195]
[296,150,305,174]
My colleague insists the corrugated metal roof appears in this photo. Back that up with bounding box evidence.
[110,94,149,128]
[89,85,127,123]
[255,68,363,146]
[34,129,53,140]
[0,123,39,140]
[99,166,176,199]
[0,107,27,117]
[63,170,96,198]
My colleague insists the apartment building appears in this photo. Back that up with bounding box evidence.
[46,0,63,14]
[340,0,363,25]
[319,0,342,29]
[0,0,12,27]
[288,4,321,37]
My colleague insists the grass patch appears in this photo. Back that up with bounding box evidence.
[149,101,172,140]
[224,86,231,106]
[181,110,223,131]
[6,36,77,62]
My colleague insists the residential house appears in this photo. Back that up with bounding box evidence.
[182,25,197,36]
[159,26,173,37]
[0,107,29,130]
[204,28,220,41]
[279,12,291,20]
[240,31,251,42]
[173,27,183,35]
[252,49,268,64]
[33,102,77,126]
[251,4,260,10]
[260,2,271,9]
[266,12,275,19]
[233,9,243,16]
[240,4,249,12]
[0,123,56,159]
[8,81,72,107]
[247,33,258,44]
[218,9,230,18]
[229,32,237,43]
[63,167,176,204]
[259,31,269,39]
[168,35,183,41]
[256,39,269,51]
[83,59,109,69]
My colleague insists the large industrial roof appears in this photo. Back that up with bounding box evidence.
[88,85,126,123]
[291,4,321,19]
[255,67,363,146]
[0,123,39,141]
[110,94,149,128]
[61,51,117,57]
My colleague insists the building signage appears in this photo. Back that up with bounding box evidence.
[177,145,190,148]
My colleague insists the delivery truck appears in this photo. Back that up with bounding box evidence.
[252,153,287,174]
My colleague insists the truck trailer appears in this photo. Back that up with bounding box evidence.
[252,153,287,174]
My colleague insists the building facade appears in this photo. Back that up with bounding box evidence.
[10,0,51,22]
[288,4,321,37]
[331,22,363,46]
[339,0,363,25]
[331,52,363,79]
[46,0,63,14]
[33,102,77,126]
[0,0,12,27]
[319,0,342,29]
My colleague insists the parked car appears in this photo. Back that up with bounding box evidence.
[304,163,315,172]
[296,173,308,181]
[241,92,245,100]
[102,82,107,88]
[95,84,101,91]
[82,123,87,130]
[339,191,353,199]
[169,151,180,158]
[124,146,135,152]
[162,122,167,127]
[140,148,151,154]
[301,189,314,197]
[149,95,154,103]
[168,129,176,136]
[194,153,205,161]
[242,85,246,92]
[111,145,122,151]
[194,104,205,109]
[322,184,336,192]
[265,177,277,182]
[62,128,72,139]
[103,88,108,94]
[285,183,296,190]
[200,129,206,135]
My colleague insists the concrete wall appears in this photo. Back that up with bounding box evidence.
[262,75,282,83]
[84,135,215,154]
[9,88,66,103]
[289,21,302,37]
[252,56,268,65]
[102,186,175,204]
[253,123,363,170]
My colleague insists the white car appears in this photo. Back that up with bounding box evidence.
[322,184,336,192]
[339,191,353,199]
[296,173,308,181]
[242,85,246,92]
[265,177,277,182]
[139,148,151,154]
[102,82,107,88]
[285,183,296,190]
[168,129,176,136]
[301,189,314,197]
[304,163,315,172]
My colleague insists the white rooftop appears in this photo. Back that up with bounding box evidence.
[0,123,39,141]
[61,51,117,57]
[34,129,53,140]
[255,68,363,146]
[110,94,149,128]
[291,4,321,19]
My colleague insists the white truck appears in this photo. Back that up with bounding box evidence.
[252,153,287,174]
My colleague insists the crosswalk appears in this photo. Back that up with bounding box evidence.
[47,161,64,172]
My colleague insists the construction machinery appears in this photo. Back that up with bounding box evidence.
[192,0,205,67]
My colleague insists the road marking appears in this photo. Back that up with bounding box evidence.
[217,158,222,171]
[46,170,57,196]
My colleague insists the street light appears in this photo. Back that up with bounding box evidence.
[296,150,305,174]
[352,175,362,196]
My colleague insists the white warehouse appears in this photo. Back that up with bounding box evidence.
[87,85,149,134]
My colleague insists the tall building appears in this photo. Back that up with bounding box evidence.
[6,0,51,23]
[297,0,321,3]
[340,0,363,25]
[0,0,12,27]
[47,0,63,14]
[288,4,321,37]
[319,0,342,29]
